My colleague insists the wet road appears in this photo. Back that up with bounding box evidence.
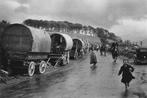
[0,52,147,98]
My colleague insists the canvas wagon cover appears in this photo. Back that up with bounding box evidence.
[2,24,51,55]
[29,27,51,52]
[50,32,73,51]
[72,38,85,49]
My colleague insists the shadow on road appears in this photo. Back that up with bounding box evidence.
[120,88,147,98]
[121,89,130,98]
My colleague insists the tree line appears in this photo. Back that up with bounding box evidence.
[0,19,122,44]
[23,19,121,42]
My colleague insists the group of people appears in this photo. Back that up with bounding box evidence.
[90,42,135,90]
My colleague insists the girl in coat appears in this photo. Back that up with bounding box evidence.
[90,48,97,69]
[118,59,135,89]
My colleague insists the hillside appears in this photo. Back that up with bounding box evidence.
[23,19,122,43]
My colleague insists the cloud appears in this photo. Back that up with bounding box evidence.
[0,0,17,21]
[16,0,29,4]
[0,0,147,41]
[3,0,20,9]
[50,0,147,27]
[0,0,147,27]
[14,4,29,13]
[109,18,147,41]
[0,0,30,22]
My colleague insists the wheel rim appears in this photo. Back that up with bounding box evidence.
[28,62,35,76]
[39,61,47,74]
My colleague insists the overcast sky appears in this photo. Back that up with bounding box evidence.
[0,0,147,41]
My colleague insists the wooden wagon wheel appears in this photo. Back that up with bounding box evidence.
[28,61,36,76]
[39,61,47,74]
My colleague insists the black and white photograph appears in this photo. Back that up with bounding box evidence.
[0,0,147,98]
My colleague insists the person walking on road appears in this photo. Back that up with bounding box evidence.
[90,48,97,69]
[118,59,135,89]
[111,42,119,62]
[100,44,107,56]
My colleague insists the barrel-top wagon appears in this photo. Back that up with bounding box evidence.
[49,32,73,66]
[70,38,85,59]
[1,24,51,76]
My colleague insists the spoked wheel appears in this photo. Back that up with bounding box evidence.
[28,61,36,77]
[39,61,47,74]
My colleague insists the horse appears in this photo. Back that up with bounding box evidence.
[111,47,119,62]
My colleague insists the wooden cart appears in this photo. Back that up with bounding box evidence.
[1,24,51,76]
[70,38,85,59]
[49,33,73,66]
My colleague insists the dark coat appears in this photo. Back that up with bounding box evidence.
[118,64,135,83]
[100,44,106,51]
[90,51,97,64]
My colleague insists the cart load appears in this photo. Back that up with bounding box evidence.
[70,38,85,59]
[49,33,73,66]
[1,24,51,76]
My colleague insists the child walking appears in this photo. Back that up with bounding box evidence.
[90,48,97,69]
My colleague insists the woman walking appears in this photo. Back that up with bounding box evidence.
[90,48,97,69]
